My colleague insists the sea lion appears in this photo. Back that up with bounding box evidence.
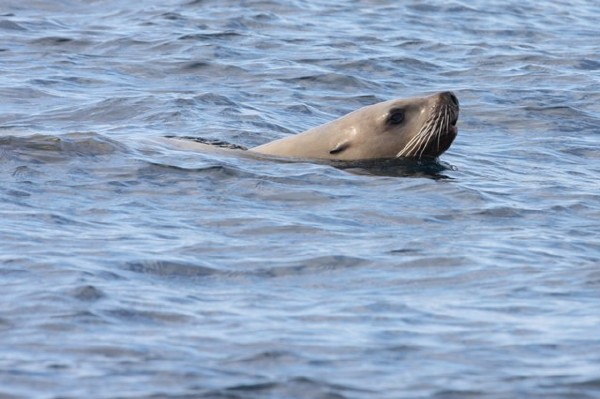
[168,91,459,161]
[250,91,458,160]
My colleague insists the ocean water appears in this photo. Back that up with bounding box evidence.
[1,1,600,398]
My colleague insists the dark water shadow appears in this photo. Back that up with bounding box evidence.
[326,157,456,179]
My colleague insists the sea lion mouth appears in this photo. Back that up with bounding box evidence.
[449,114,458,135]
[396,92,459,159]
[450,114,458,127]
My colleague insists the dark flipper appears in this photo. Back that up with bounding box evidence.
[165,136,248,151]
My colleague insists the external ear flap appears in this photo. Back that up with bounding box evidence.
[329,140,351,155]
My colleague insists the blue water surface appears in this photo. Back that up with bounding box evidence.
[1,1,599,398]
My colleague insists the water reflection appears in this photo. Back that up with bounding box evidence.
[329,157,455,179]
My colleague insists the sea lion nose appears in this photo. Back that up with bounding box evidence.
[441,91,459,107]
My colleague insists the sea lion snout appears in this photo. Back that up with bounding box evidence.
[436,91,459,128]
[439,91,459,108]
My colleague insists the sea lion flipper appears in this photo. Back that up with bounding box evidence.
[329,140,351,155]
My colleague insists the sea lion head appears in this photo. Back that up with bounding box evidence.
[328,91,459,160]
[249,91,459,161]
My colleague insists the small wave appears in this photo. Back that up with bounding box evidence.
[219,376,368,399]
[280,72,374,92]
[70,285,106,302]
[103,306,193,325]
[124,260,222,278]
[178,31,244,41]
[0,132,127,163]
[251,255,369,279]
[0,19,26,31]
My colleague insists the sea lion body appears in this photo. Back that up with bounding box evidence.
[169,92,459,161]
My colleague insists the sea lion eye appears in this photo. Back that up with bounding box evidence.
[388,109,405,125]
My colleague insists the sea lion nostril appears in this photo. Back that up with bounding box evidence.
[439,91,459,107]
[448,92,459,107]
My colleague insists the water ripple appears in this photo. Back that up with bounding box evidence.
[1,1,599,398]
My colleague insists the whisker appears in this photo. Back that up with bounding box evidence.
[400,124,430,157]
[397,102,455,159]
[437,108,449,152]
[418,115,440,158]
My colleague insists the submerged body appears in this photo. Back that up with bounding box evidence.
[170,92,459,161]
